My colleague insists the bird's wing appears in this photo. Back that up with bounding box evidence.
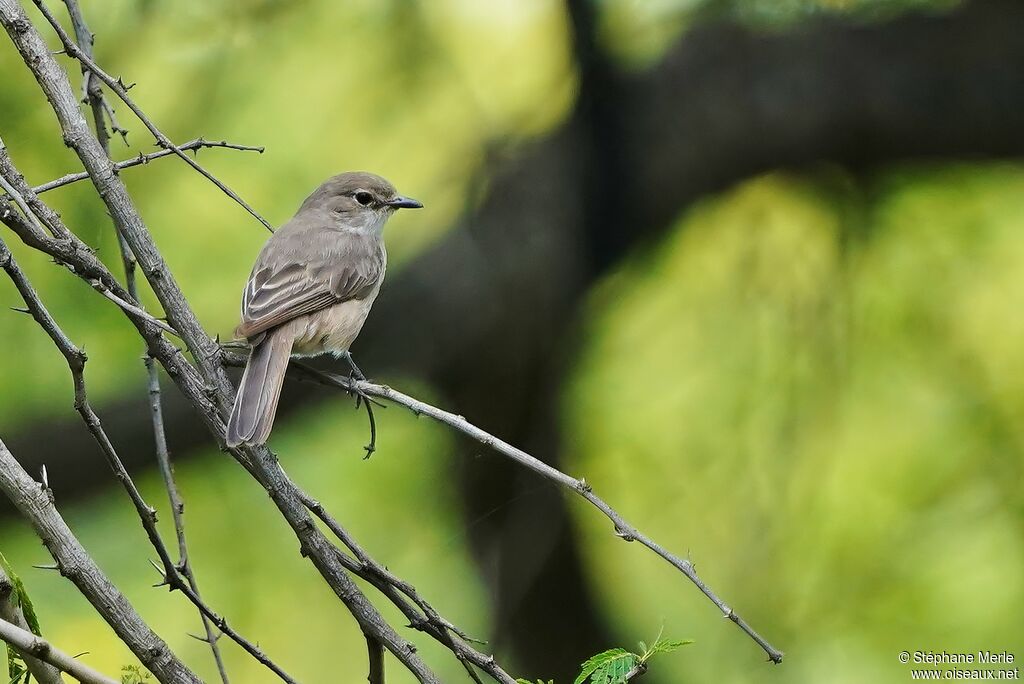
[236,236,383,340]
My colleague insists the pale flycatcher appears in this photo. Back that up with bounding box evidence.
[226,172,422,447]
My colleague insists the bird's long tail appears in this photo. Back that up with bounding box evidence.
[226,328,292,447]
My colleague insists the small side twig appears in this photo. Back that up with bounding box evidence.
[27,138,265,196]
[0,169,49,241]
[365,632,385,684]
[91,282,178,336]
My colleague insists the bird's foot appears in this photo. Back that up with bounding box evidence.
[340,351,383,458]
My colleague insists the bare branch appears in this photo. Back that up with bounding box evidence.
[274,361,785,664]
[0,169,48,241]
[0,616,119,684]
[92,282,179,336]
[32,0,274,233]
[28,138,264,196]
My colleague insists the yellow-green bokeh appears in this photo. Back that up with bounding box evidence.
[566,167,1024,682]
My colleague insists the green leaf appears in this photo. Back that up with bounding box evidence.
[0,553,40,636]
[574,648,638,684]
[7,657,29,684]
[649,638,694,656]
[599,654,638,683]
[0,553,38,684]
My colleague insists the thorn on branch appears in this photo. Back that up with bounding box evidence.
[147,558,170,588]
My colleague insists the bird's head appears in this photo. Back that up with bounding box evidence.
[299,171,422,233]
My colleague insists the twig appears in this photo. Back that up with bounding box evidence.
[60,1,232,678]
[0,168,48,240]
[0,564,64,684]
[28,138,264,196]
[32,0,274,233]
[276,363,785,663]
[0,616,119,684]
[92,281,179,336]
[624,661,647,681]
[365,633,385,684]
[0,436,202,683]
[299,493,512,684]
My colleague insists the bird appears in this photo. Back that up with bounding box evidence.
[226,171,422,447]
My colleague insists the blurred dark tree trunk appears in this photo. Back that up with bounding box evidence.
[7,0,1024,678]
[363,0,1024,676]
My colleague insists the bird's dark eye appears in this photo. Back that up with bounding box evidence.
[355,191,373,206]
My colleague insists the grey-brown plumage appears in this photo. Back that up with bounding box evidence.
[226,172,422,447]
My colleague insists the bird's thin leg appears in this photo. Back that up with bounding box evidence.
[342,350,366,382]
[360,400,377,459]
[341,351,380,458]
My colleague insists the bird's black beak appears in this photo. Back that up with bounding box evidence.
[388,195,423,209]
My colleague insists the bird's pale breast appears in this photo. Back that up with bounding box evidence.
[287,291,379,357]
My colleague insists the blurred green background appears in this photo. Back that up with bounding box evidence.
[1,0,1022,682]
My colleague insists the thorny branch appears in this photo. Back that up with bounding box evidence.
[60,1,231,679]
[299,491,511,684]
[0,233,297,683]
[0,433,202,683]
[29,138,265,196]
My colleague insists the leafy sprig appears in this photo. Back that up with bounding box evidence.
[516,628,692,684]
